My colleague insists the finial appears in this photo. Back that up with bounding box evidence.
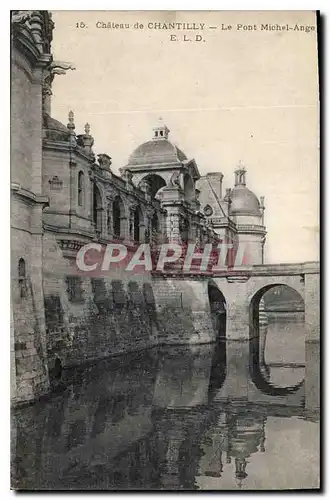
[76,121,94,157]
[97,153,112,171]
[260,196,265,209]
[67,110,75,131]
[234,163,247,187]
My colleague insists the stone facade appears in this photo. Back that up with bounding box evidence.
[11,11,54,404]
[11,11,319,407]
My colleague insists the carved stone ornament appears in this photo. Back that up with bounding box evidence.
[98,153,112,171]
[49,175,63,190]
[203,204,213,217]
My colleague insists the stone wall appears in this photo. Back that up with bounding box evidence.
[11,37,51,404]
[42,234,218,374]
[152,278,215,345]
[43,233,160,372]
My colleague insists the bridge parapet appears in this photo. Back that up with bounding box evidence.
[251,261,319,276]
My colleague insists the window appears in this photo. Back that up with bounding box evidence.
[93,184,102,233]
[18,258,27,298]
[134,207,141,243]
[78,171,85,207]
[66,276,84,303]
[113,196,123,238]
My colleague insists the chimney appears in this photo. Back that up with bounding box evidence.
[206,172,224,200]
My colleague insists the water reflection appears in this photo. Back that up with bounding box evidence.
[11,335,319,491]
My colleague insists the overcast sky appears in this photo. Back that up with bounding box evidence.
[50,10,319,264]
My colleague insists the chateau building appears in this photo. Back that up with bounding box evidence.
[11,11,266,404]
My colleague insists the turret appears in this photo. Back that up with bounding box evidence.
[230,163,266,265]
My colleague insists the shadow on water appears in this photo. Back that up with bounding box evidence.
[208,340,227,401]
[249,285,306,397]
[11,340,319,491]
[249,335,305,397]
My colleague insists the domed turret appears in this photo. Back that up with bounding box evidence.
[230,165,261,217]
[228,163,266,265]
[127,119,187,167]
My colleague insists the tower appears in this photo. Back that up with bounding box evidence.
[122,120,203,244]
[11,11,54,403]
[229,164,266,265]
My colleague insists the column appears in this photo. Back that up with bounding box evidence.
[215,291,251,402]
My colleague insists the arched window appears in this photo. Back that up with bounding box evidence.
[93,184,102,233]
[78,171,85,207]
[18,258,27,298]
[134,207,141,243]
[113,196,123,238]
[18,258,26,279]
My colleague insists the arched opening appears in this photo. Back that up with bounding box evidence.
[133,206,141,243]
[151,212,159,244]
[180,217,190,243]
[152,212,159,233]
[249,284,305,395]
[113,196,124,239]
[183,173,195,203]
[139,174,166,199]
[18,258,27,298]
[208,283,226,340]
[207,282,227,397]
[18,258,26,279]
[93,184,103,233]
[78,171,85,207]
[49,356,64,391]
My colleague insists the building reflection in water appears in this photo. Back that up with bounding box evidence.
[11,339,319,491]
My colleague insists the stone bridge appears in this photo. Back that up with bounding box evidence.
[153,261,319,343]
[152,261,320,409]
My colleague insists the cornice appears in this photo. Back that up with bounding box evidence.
[236,224,267,235]
[11,183,49,206]
[43,223,95,240]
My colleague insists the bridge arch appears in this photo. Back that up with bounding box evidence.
[207,281,227,397]
[249,283,305,396]
[207,280,226,340]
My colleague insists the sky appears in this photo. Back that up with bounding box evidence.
[50,10,319,264]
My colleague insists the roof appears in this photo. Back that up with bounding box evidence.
[43,114,70,142]
[127,139,187,166]
[230,185,261,216]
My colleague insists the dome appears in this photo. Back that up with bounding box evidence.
[128,139,187,166]
[127,120,187,166]
[230,185,261,216]
[43,113,70,142]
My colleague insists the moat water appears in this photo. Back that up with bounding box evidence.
[11,313,320,491]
